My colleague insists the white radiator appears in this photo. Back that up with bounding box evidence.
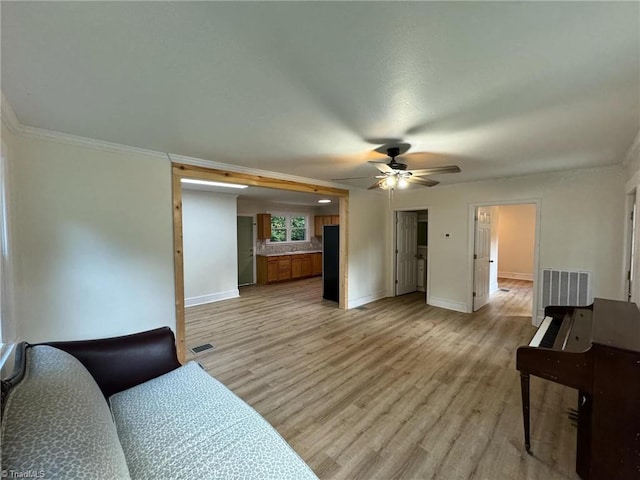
[539,268,593,316]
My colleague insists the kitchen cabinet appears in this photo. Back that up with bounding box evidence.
[314,215,339,237]
[267,259,278,282]
[312,252,322,276]
[291,255,302,279]
[277,256,291,281]
[257,213,271,240]
[301,255,312,277]
[257,253,322,284]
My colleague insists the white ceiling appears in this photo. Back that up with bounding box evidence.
[2,2,639,190]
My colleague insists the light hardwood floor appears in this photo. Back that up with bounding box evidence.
[186,278,580,480]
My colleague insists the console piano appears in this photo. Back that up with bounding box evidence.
[516,298,640,480]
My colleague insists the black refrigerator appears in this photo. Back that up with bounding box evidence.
[323,224,339,302]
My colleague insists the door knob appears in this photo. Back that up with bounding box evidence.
[489,260,494,263]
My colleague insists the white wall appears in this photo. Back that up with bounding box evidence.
[497,204,536,280]
[9,133,176,342]
[182,189,239,306]
[391,166,626,313]
[347,189,390,308]
[0,123,17,344]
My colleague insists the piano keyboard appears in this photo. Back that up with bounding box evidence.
[529,316,563,348]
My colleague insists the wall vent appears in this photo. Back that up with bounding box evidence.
[539,268,592,317]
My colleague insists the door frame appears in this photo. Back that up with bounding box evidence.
[467,199,541,325]
[172,163,349,362]
[623,189,637,302]
[391,206,431,303]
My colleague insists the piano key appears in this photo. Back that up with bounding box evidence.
[541,317,563,348]
[529,316,553,347]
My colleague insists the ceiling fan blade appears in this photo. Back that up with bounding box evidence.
[331,176,375,181]
[408,176,439,187]
[410,165,461,176]
[367,161,393,174]
[367,179,385,190]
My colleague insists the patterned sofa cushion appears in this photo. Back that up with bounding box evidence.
[109,361,318,480]
[1,346,131,480]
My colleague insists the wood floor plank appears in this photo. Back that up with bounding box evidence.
[186,278,580,479]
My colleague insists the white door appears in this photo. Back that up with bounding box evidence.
[473,207,492,311]
[396,211,418,295]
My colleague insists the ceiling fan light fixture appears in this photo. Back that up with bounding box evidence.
[397,177,409,189]
[385,175,397,188]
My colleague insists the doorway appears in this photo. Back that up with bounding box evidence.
[171,162,349,362]
[471,202,539,319]
[237,216,254,286]
[394,209,429,300]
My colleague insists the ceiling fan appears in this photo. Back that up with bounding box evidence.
[334,146,461,190]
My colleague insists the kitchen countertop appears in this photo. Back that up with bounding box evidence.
[257,250,322,257]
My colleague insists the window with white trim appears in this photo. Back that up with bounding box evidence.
[269,213,308,243]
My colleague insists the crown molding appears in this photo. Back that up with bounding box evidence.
[623,129,640,166]
[0,91,351,190]
[0,92,21,135]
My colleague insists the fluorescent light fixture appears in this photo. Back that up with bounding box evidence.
[181,179,248,189]
[318,199,331,204]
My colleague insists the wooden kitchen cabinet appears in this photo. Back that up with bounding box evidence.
[277,256,291,281]
[291,255,302,279]
[257,213,271,240]
[312,252,322,276]
[267,259,278,282]
[301,255,312,277]
[258,253,321,284]
[257,255,278,284]
[330,215,340,225]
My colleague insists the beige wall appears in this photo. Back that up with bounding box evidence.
[7,132,176,343]
[497,204,536,280]
[391,166,626,315]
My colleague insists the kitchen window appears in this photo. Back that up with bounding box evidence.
[270,213,308,243]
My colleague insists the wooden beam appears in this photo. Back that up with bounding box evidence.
[173,163,349,198]
[171,171,186,363]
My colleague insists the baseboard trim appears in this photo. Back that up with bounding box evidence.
[185,289,239,307]
[428,296,469,313]
[348,290,388,309]
[498,272,534,281]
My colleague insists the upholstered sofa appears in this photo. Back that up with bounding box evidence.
[1,327,318,480]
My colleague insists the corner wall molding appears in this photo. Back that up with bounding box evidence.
[1,92,20,135]
[498,272,534,281]
[185,289,239,307]
[623,129,640,166]
[428,296,469,313]
[347,290,388,309]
